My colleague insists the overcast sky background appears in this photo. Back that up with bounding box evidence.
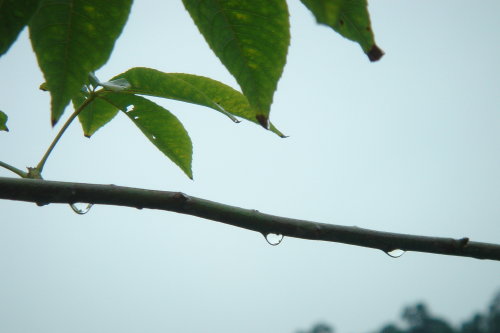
[1,1,499,333]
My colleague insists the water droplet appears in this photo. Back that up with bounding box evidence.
[385,249,405,258]
[264,233,284,246]
[70,203,93,215]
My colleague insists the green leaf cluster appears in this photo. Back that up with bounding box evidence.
[0,0,382,179]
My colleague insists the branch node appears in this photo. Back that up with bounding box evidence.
[173,192,190,204]
[456,237,470,248]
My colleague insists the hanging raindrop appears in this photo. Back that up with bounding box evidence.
[385,249,405,258]
[70,203,93,215]
[264,233,284,246]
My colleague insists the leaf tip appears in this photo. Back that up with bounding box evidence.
[256,115,269,129]
[367,44,384,62]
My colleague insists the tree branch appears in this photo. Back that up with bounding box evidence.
[1,176,499,261]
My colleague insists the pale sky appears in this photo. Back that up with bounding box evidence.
[1,1,499,333]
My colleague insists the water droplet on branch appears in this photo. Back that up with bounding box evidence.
[70,203,93,215]
[264,233,284,246]
[385,249,405,258]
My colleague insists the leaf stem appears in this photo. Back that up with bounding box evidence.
[0,161,28,178]
[36,94,97,173]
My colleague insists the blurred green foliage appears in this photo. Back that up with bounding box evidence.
[298,291,500,333]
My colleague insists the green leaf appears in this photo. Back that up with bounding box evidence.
[113,67,286,137]
[28,0,132,126]
[99,93,193,179]
[301,0,383,61]
[0,110,9,132]
[0,0,40,56]
[72,91,119,138]
[182,0,290,127]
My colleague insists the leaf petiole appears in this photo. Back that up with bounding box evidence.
[0,161,28,178]
[35,92,98,174]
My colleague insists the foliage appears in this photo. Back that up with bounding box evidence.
[297,291,500,333]
[0,111,8,132]
[0,0,381,179]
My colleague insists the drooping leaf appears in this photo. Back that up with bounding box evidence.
[72,91,120,138]
[0,111,9,131]
[99,93,193,179]
[113,67,285,137]
[301,0,383,61]
[182,0,290,127]
[28,0,132,126]
[0,0,40,56]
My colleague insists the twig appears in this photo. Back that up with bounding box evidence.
[0,177,499,261]
[36,93,97,173]
[0,161,27,178]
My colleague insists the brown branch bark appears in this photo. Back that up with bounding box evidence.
[1,176,499,261]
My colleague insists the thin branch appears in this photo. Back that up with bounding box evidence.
[0,176,499,261]
[36,93,97,173]
[0,161,27,178]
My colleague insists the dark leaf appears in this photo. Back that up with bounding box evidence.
[182,0,290,127]
[72,91,120,138]
[99,93,193,179]
[0,0,40,56]
[29,0,132,125]
[301,0,383,61]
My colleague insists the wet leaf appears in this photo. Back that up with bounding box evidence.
[99,93,193,179]
[0,0,40,56]
[114,67,285,137]
[301,0,383,61]
[182,0,290,127]
[28,0,132,125]
[0,111,9,132]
